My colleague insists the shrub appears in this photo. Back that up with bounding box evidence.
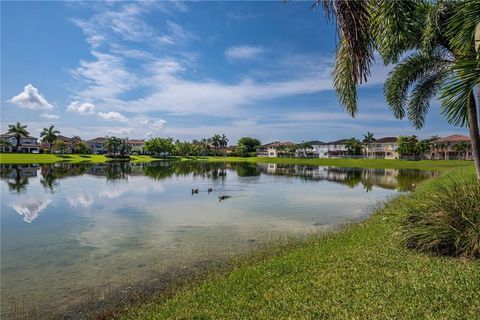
[399,173,480,259]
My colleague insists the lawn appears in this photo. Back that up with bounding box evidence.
[0,153,164,164]
[122,166,479,320]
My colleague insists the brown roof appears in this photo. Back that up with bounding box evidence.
[129,139,145,145]
[1,133,37,139]
[263,141,296,147]
[433,134,470,143]
[367,137,397,144]
[86,137,108,143]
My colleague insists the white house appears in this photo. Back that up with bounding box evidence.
[257,141,296,157]
[313,139,349,158]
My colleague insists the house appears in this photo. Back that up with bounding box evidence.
[296,141,322,158]
[0,133,40,153]
[129,139,146,154]
[41,135,81,153]
[86,137,108,154]
[429,134,472,160]
[315,139,349,158]
[257,142,296,157]
[364,137,399,159]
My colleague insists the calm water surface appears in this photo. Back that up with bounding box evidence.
[1,161,435,318]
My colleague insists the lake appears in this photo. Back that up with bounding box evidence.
[0,161,435,318]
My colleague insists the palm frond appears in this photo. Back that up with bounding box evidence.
[371,0,423,64]
[446,0,480,57]
[333,37,357,116]
[408,70,446,129]
[384,51,450,119]
[440,59,480,127]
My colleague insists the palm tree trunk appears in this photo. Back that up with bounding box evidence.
[15,135,20,152]
[467,90,480,179]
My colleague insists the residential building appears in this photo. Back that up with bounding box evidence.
[86,137,108,154]
[296,141,322,158]
[315,139,349,158]
[0,133,40,153]
[429,134,472,160]
[257,141,296,157]
[129,139,146,154]
[41,135,81,153]
[364,137,399,159]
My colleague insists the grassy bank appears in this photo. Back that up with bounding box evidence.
[204,156,473,172]
[123,166,479,319]
[0,153,170,164]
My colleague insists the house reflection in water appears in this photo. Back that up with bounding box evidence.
[257,163,435,192]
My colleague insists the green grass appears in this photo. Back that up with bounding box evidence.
[0,153,169,164]
[123,166,480,319]
[203,156,473,172]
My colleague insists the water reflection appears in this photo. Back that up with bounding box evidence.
[1,161,434,197]
[0,161,436,319]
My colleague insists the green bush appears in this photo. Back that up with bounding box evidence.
[400,173,480,258]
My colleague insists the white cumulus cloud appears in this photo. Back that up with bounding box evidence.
[98,111,127,121]
[225,45,264,60]
[7,84,53,110]
[67,101,96,115]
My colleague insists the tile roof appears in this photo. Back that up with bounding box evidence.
[366,137,397,143]
[433,134,470,143]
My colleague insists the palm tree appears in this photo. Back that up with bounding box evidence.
[40,125,60,150]
[363,132,375,143]
[7,122,29,152]
[315,0,480,179]
[297,141,313,157]
[220,134,229,154]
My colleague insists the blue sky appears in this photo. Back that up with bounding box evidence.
[1,1,467,143]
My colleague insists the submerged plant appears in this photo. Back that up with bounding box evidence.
[400,174,480,258]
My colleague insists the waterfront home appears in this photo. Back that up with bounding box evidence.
[429,134,472,160]
[129,139,146,154]
[0,133,40,153]
[364,137,399,159]
[257,141,296,157]
[86,137,108,154]
[315,139,349,158]
[41,135,80,153]
[296,141,322,158]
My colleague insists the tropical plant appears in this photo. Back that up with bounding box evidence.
[52,140,68,154]
[7,122,29,152]
[73,141,91,154]
[175,140,193,156]
[40,125,60,149]
[144,137,175,157]
[314,0,480,179]
[415,139,431,160]
[296,141,314,157]
[345,137,363,156]
[397,135,419,157]
[119,138,132,156]
[363,132,375,143]
[103,136,122,155]
[0,140,12,152]
[237,137,261,157]
[452,141,472,160]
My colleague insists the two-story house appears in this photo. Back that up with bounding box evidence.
[129,139,146,154]
[86,137,108,154]
[257,142,296,157]
[429,134,472,160]
[314,139,349,158]
[0,133,40,153]
[364,137,399,159]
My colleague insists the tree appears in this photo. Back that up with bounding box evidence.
[73,141,91,154]
[296,141,314,157]
[415,139,431,160]
[397,136,419,157]
[144,137,175,157]
[236,137,261,157]
[103,136,122,155]
[119,138,132,156]
[7,122,29,152]
[345,138,363,156]
[315,0,480,179]
[40,125,60,150]
[175,140,193,156]
[52,140,68,154]
[0,140,12,152]
[363,132,375,143]
[452,141,472,160]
